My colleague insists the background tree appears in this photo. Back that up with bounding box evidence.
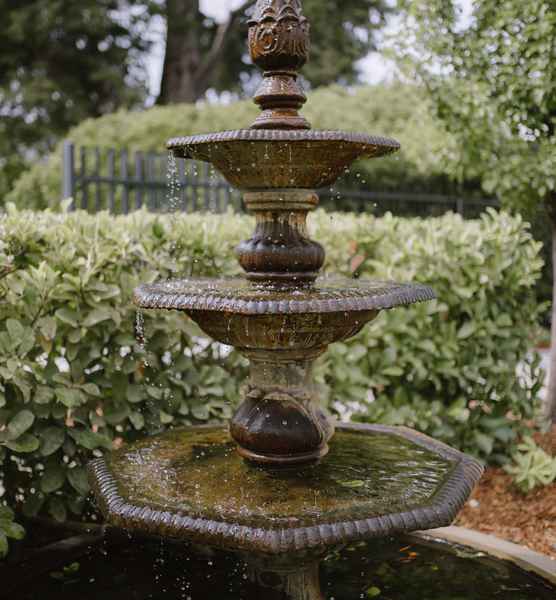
[397,0,556,422]
[158,0,393,104]
[0,0,155,197]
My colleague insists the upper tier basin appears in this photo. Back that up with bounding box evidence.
[167,129,400,190]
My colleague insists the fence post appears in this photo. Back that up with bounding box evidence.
[121,149,129,214]
[62,141,76,209]
[135,152,144,209]
[107,149,116,213]
[94,147,102,212]
[456,197,464,216]
[80,147,89,210]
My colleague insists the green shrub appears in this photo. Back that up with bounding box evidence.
[504,437,556,493]
[0,505,24,557]
[318,209,546,463]
[8,84,456,210]
[0,206,543,554]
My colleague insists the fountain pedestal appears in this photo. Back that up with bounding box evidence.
[245,556,324,600]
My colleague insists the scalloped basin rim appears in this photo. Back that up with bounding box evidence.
[134,277,436,315]
[167,128,401,155]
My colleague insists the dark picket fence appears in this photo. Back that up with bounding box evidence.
[62,141,498,217]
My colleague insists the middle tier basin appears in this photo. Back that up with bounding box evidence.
[134,277,435,352]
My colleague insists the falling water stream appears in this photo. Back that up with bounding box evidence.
[166,151,180,213]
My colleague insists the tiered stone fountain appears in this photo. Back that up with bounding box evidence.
[89,2,483,598]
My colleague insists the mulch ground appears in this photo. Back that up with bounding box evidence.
[456,425,556,559]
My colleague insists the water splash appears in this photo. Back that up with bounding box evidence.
[135,310,146,350]
[167,151,181,213]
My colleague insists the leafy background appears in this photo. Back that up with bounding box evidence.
[0,206,544,554]
[7,84,459,211]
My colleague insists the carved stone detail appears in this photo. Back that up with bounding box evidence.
[248,0,311,130]
[248,0,309,70]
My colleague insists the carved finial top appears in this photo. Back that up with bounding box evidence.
[248,0,306,25]
[248,0,311,129]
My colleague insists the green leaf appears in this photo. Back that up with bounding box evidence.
[474,432,494,456]
[81,383,101,397]
[39,316,57,340]
[6,319,24,341]
[34,386,55,405]
[4,522,25,540]
[55,388,86,408]
[4,433,40,453]
[0,506,14,521]
[23,492,45,517]
[69,428,112,450]
[160,411,174,424]
[457,322,476,339]
[104,402,130,425]
[83,308,113,328]
[67,467,90,496]
[191,405,209,420]
[129,412,145,430]
[382,367,404,377]
[152,221,165,239]
[55,308,79,328]
[48,497,67,522]
[7,410,35,439]
[0,532,8,558]
[40,427,66,457]
[126,385,144,404]
[41,465,66,493]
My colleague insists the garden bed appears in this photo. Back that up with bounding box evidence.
[457,425,556,559]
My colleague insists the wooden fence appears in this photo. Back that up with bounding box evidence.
[62,141,498,217]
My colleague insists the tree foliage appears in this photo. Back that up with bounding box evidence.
[0,0,154,197]
[397,0,555,211]
[397,0,556,421]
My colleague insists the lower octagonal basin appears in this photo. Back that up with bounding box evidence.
[89,423,482,555]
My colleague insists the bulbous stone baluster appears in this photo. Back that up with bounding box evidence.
[231,349,334,465]
[232,187,332,463]
[236,190,324,282]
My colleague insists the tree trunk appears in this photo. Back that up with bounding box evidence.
[546,205,556,424]
[158,0,253,105]
[158,0,205,104]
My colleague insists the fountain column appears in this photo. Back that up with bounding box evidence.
[231,189,333,464]
[236,190,324,282]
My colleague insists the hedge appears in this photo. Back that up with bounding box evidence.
[0,206,544,549]
[7,84,457,210]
